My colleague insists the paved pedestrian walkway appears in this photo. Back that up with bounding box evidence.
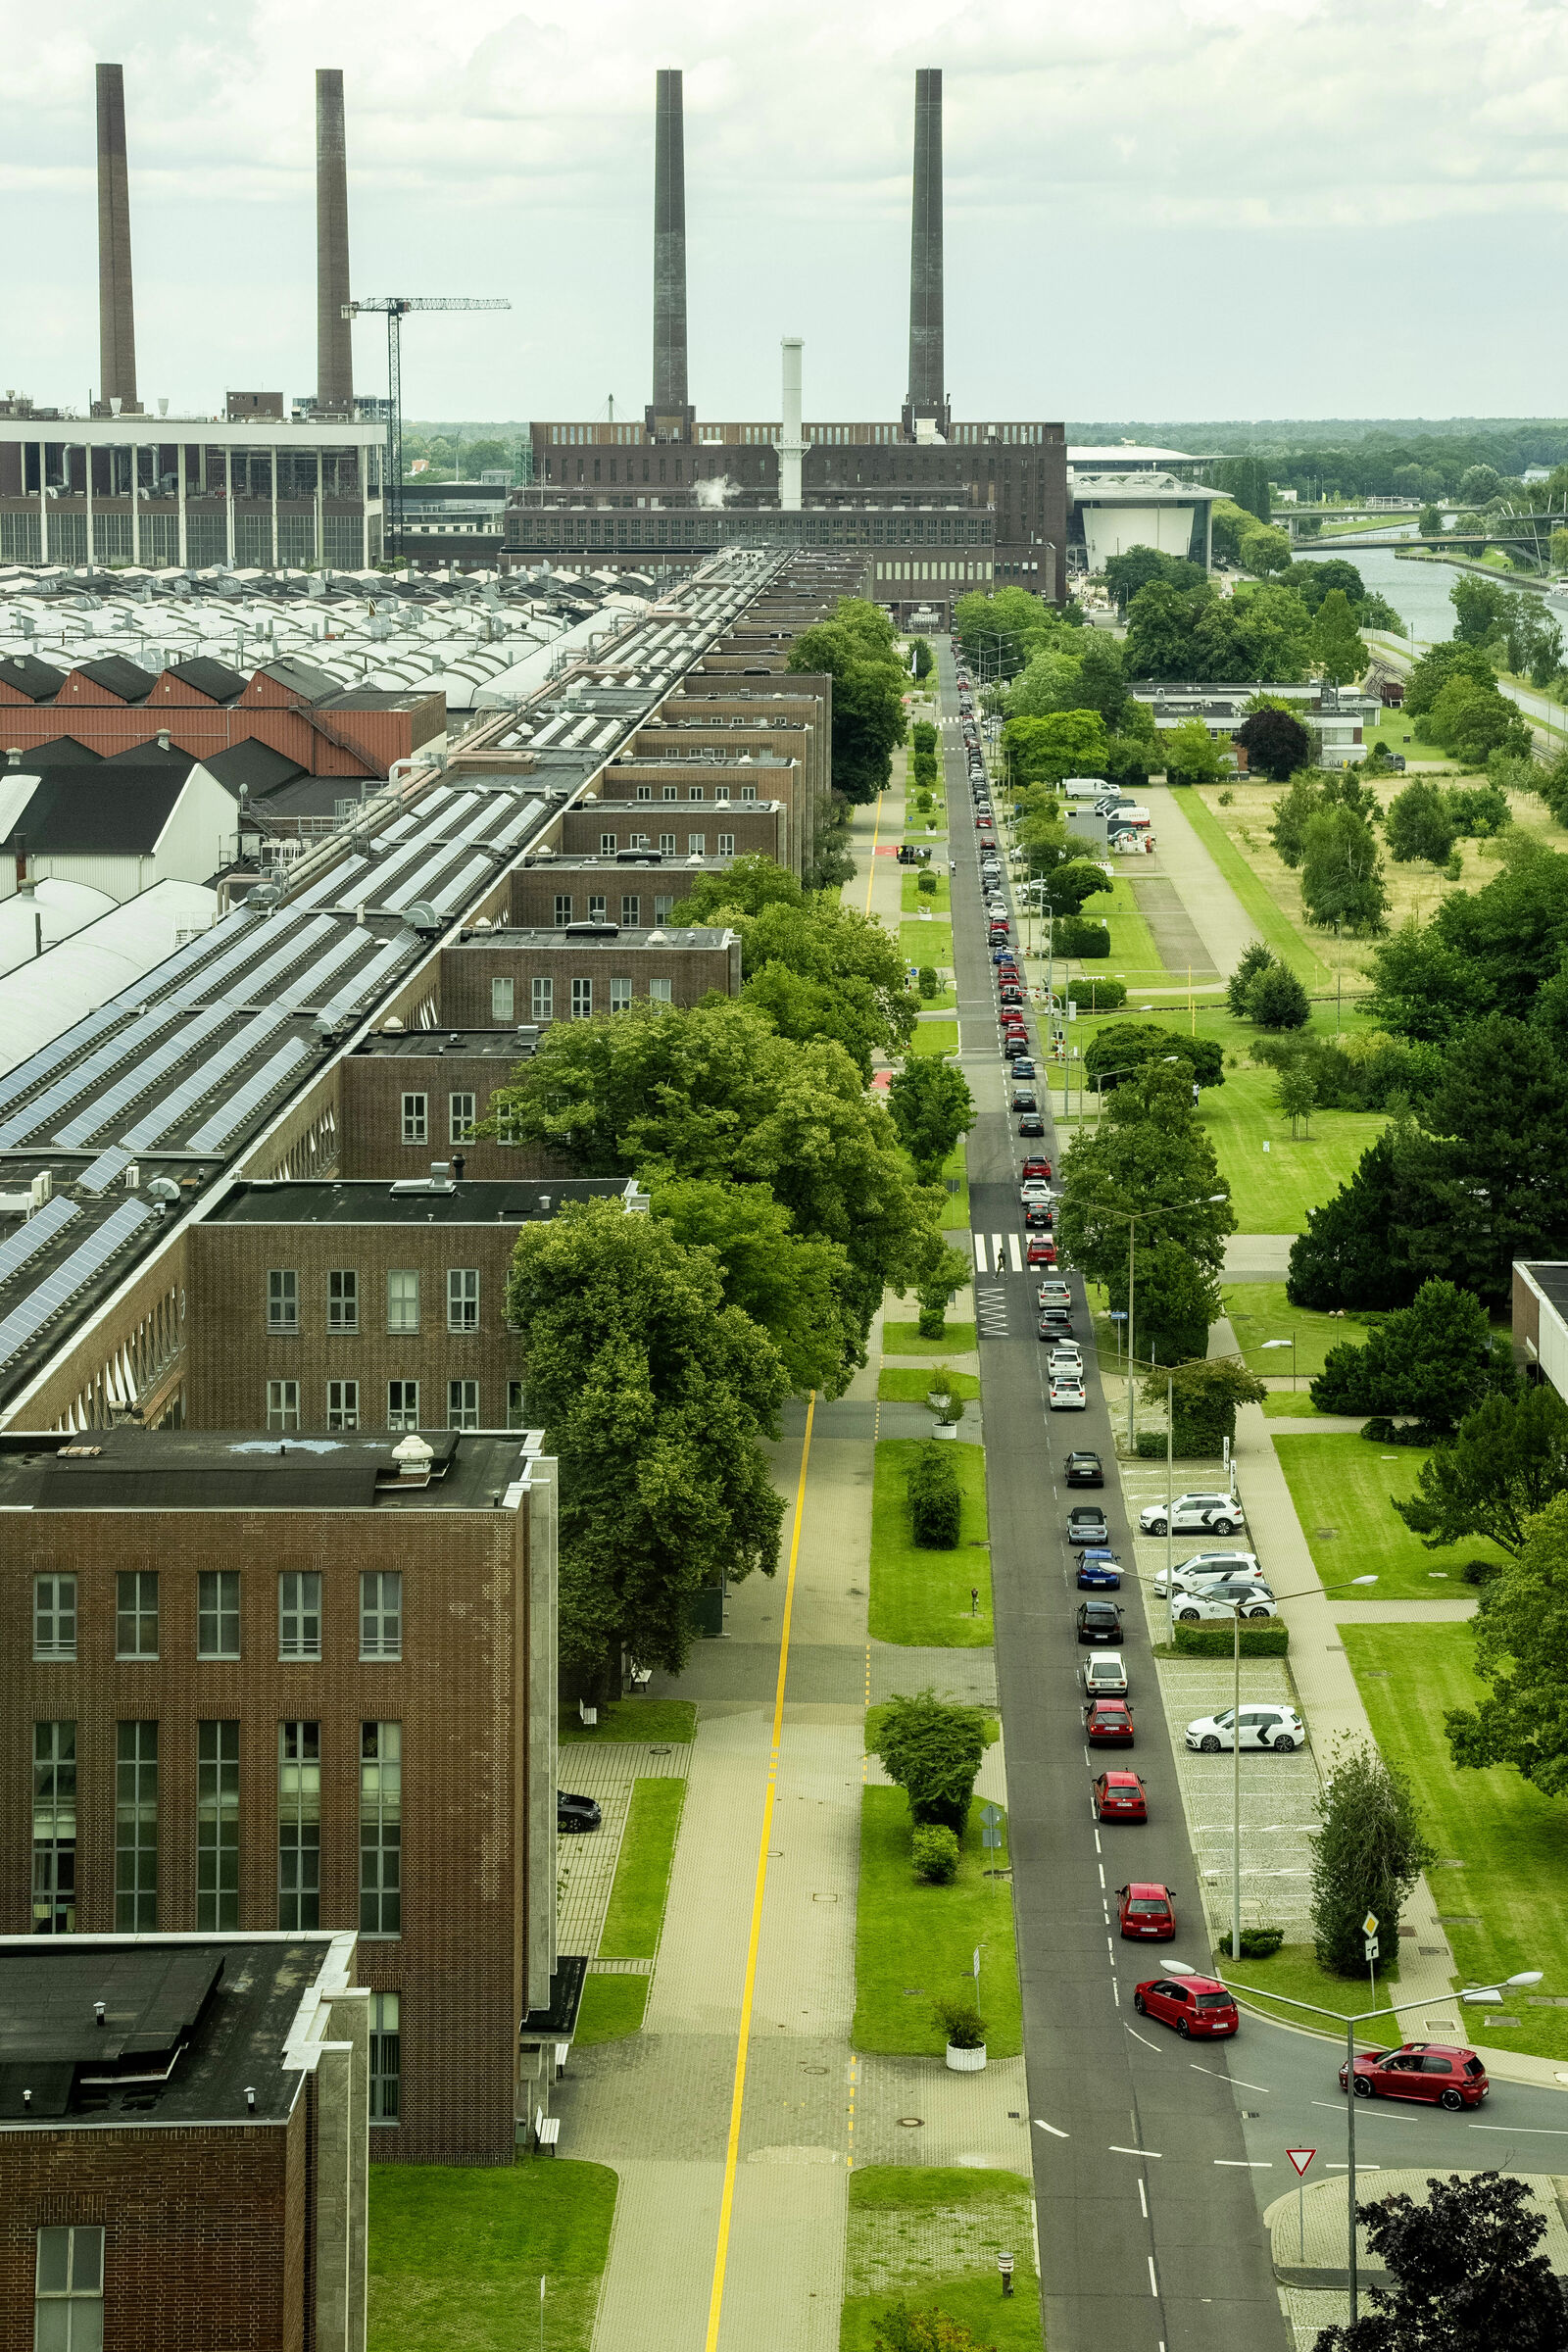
[1139,783,1261,978]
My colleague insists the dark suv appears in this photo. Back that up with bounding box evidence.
[1076,1599,1124,1645]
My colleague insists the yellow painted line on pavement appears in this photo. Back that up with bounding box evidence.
[703,1392,816,2352]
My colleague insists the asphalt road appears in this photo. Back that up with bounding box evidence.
[939,643,1292,2352]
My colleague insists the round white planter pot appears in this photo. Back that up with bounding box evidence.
[933,1421,959,1441]
[946,2042,987,2073]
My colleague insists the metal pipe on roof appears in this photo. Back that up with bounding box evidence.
[95,65,139,416]
[316,71,354,416]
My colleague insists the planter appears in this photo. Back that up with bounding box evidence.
[933,1421,959,1441]
[946,2041,987,2073]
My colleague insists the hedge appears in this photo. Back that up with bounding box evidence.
[1056,918,1110,957]
[1136,1428,1221,1459]
[1173,1623,1290,1658]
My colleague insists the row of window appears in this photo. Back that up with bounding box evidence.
[269,1266,486,1333]
[625,782,760,802]
[597,832,735,856]
[549,892,678,926]
[32,1718,404,1947]
[479,976,671,1028]
[32,1570,403,1664]
[267,1378,516,1433]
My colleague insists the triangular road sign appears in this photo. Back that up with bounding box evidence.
[1286,2147,1316,2178]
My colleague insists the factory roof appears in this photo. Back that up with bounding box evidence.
[165,655,249,704]
[352,1026,536,1062]
[0,768,189,855]
[451,924,730,952]
[208,1175,643,1224]
[73,655,160,703]
[0,1424,542,1512]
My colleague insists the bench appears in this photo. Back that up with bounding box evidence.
[578,1700,598,1728]
[555,2042,569,2082]
[534,2107,561,2156]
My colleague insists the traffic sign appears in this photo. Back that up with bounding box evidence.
[1287,2147,1316,2263]
[1362,1911,1379,1938]
[1365,1937,1380,1962]
[979,1803,1003,1850]
[1286,2148,1315,2178]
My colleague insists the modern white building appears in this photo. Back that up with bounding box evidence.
[1067,469,1226,574]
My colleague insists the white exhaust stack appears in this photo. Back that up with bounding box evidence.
[775,335,805,513]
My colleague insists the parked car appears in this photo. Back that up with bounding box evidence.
[1116,1883,1176,1940]
[1010,1090,1038,1113]
[1051,1378,1085,1411]
[1039,1310,1074,1344]
[1076,1598,1123,1644]
[1086,1697,1135,1745]
[558,1790,603,1834]
[1027,1235,1057,1266]
[1076,1550,1122,1591]
[1152,1552,1262,1595]
[1004,1038,1032,1061]
[1048,1341,1082,1370]
[1094,1769,1147,1822]
[1011,1059,1036,1079]
[1019,1179,1053,1206]
[1139,1492,1247,1539]
[1186,1703,1305,1753]
[1339,2043,1488,2110]
[1083,1651,1128,1696]
[1021,1155,1053,1181]
[1018,1113,1046,1137]
[1181,1577,1277,1612]
[1135,1974,1238,2038]
[1067,1504,1109,1544]
[1172,1589,1277,1625]
[1064,1449,1103,1487]
[1025,1204,1054,1232]
[1037,1278,1071,1306]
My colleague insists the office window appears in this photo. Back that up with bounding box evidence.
[449,1093,476,1144]
[115,1721,158,1932]
[650,977,673,1004]
[571,978,593,1018]
[448,1379,479,1430]
[635,783,652,802]
[658,833,676,855]
[197,1720,239,1930]
[198,1571,240,1660]
[507,1380,527,1430]
[688,784,704,802]
[401,1093,428,1146]
[531,976,554,1021]
[279,1572,322,1661]
[491,977,514,1022]
[447,1268,479,1332]
[655,895,674,922]
[599,832,616,854]
[662,783,677,802]
[327,1379,360,1431]
[387,1380,420,1432]
[715,783,731,803]
[553,894,572,926]
[33,2226,103,2349]
[688,834,706,855]
[267,1379,300,1432]
[32,1722,75,1934]
[610,977,632,1012]
[620,895,641,925]
[33,1575,75,1662]
[267,1267,299,1333]
[360,1722,402,1936]
[368,1990,401,2122]
[741,783,758,803]
[387,1270,419,1333]
[327,1268,358,1333]
[278,1721,320,1931]
[116,1571,159,1660]
[588,895,607,920]
[361,1571,403,1661]
[718,833,735,856]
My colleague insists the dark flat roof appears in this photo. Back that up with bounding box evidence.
[209,1176,635,1223]
[0,1425,539,1512]
[355,1028,535,1060]
[74,655,159,704]
[0,768,186,854]
[167,656,248,705]
[1521,1263,1568,1319]
[454,925,730,951]
[0,653,70,703]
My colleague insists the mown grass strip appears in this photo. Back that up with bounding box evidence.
[599,1778,687,1959]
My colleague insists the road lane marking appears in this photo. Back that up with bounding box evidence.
[1215,2160,1272,2168]
[1110,2144,1163,2158]
[1148,2256,1158,2297]
[1470,2123,1568,2134]
[1098,1865,1105,1887]
[1008,1232,1023,1271]
[1033,2119,1069,2138]
[1127,2027,1161,2052]
[1328,2163,1380,2171]
[1191,2063,1272,2093]
[1138,2179,1148,2219]
[1312,2101,1422,2123]
[972,1232,988,1274]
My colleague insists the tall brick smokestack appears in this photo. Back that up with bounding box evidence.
[649,69,692,441]
[903,68,949,441]
[96,64,139,415]
[316,70,354,415]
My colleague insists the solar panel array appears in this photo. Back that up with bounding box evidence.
[77,1146,133,1197]
[0,1008,182,1151]
[0,1194,79,1288]
[55,1007,230,1150]
[185,1038,318,1155]
[0,1198,153,1372]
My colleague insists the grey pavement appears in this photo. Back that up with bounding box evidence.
[1139,783,1261,978]
[1224,1235,1298,1278]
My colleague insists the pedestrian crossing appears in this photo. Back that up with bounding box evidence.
[972,1231,1023,1275]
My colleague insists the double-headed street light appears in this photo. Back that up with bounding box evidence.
[1259,1333,1298,1391]
[1084,1191,1228,1446]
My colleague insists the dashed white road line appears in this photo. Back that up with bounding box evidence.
[1110,2143,1163,2159]
[1033,2118,1069,2139]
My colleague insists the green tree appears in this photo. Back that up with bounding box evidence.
[906,1442,961,1545]
[1313,2173,1567,2352]
[1083,1021,1224,1090]
[1143,1356,1267,1450]
[1115,1235,1221,1367]
[1248,963,1311,1030]
[1238,706,1312,781]
[1269,774,1324,867]
[1124,579,1205,676]
[789,600,907,803]
[1057,1062,1233,1290]
[1369,841,1568,1037]
[871,1690,988,1834]
[1238,521,1294,576]
[505,1200,787,1683]
[1276,1063,1317,1136]
[1003,709,1109,787]
[1299,803,1390,932]
[1224,581,1315,682]
[1419,1015,1568,1298]
[1419,674,1533,767]
[1213,453,1271,522]
[1286,1116,1455,1311]
[649,1177,862,1397]
[1226,940,1277,1014]
[1385,779,1459,867]
[1309,1279,1504,1430]
[1396,1385,1568,1557]
[1418,501,1443,534]
[1404,639,1495,716]
[909,637,934,679]
[954,584,1061,676]
[1161,716,1225,783]
[886,1058,976,1181]
[1310,588,1368,685]
[917,964,940,1000]
[1208,499,1253,566]
[1446,1492,1568,1800]
[1104,546,1205,612]
[916,1241,974,1339]
[1309,1738,1435,1975]
[1451,570,1510,643]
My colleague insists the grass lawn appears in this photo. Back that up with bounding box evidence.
[1222,1282,1371,1379]
[901,918,953,967]
[1274,1432,1509,1601]
[1261,1390,1333,1420]
[909,1020,959,1058]
[572,1975,649,2045]
[903,870,952,913]
[877,1365,981,1403]
[559,1699,695,1746]
[869,1437,992,1644]
[1345,1621,1568,2060]
[883,1319,976,1355]
[854,1788,1021,2056]
[599,1778,686,1959]
[1218,1942,1400,2037]
[841,2169,1039,2352]
[1090,869,1169,986]
[368,2161,616,2352]
[1201,1067,1387,1232]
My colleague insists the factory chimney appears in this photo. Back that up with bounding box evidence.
[775,338,805,512]
[316,70,354,416]
[648,69,693,443]
[902,69,949,442]
[96,64,140,416]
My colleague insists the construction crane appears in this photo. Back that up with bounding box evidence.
[341,297,511,560]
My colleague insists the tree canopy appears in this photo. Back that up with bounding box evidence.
[1237,705,1311,781]
[1312,2171,1568,2352]
[1056,1061,1234,1295]
[1309,1279,1508,1430]
[788,598,907,803]
[885,1057,977,1182]
[1446,1492,1568,1802]
[1310,1738,1435,1974]
[1396,1384,1568,1557]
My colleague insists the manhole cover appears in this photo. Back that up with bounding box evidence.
[899,2117,924,2130]
[1315,1528,1340,1539]
[802,2066,829,2076]
[1007,2111,1020,2120]
[650,1745,672,1755]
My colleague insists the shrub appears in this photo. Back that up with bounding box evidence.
[1462,1557,1504,1586]
[1136,1427,1219,1459]
[872,1690,988,1833]
[915,792,934,816]
[1226,940,1276,1015]
[911,719,939,756]
[917,964,940,999]
[1085,1021,1225,1090]
[1055,917,1111,957]
[906,1444,961,1547]
[916,865,937,891]
[1172,1623,1290,1658]
[1247,962,1311,1030]
[1067,976,1127,1013]
[1310,1738,1435,1976]
[932,1996,986,2050]
[912,1824,960,1884]
[1234,1925,1285,1960]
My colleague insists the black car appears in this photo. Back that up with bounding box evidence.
[558,1790,603,1834]
[1065,1450,1104,1488]
[1068,1505,1110,1544]
[1011,1090,1038,1112]
[1077,1599,1124,1645]
[1018,1113,1046,1137]
[1025,1203,1053,1229]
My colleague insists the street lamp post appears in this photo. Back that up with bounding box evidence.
[1087,1188,1227,1449]
[1260,1334,1298,1392]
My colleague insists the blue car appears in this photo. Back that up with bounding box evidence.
[1076,1549,1123,1591]
[1011,1058,1036,1079]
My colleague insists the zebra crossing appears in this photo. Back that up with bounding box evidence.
[972,1231,1023,1274]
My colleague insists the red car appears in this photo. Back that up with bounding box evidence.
[1116,1883,1175,1940]
[1094,1770,1147,1821]
[977,817,994,832]
[1135,1974,1238,2039]
[1025,1236,1056,1266]
[1085,1699,1134,1745]
[1339,2043,1489,2110]
[1021,1156,1053,1181]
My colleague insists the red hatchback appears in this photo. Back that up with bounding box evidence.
[1026,1236,1056,1267]
[1116,1883,1175,1940]
[1021,1155,1053,1181]
[1339,2043,1489,2110]
[1135,1975,1238,2039]
[1085,1699,1134,1745]
[1094,1770,1147,1821]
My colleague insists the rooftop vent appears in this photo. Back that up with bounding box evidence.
[392,1432,434,1484]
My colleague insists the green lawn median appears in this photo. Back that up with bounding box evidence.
[1274,1431,1508,1600]
[599,1778,686,1958]
[1200,1068,1387,1233]
[1223,1282,1372,1380]
[854,1787,1020,2056]
[869,1436,991,1644]
[1219,1941,1399,2035]
[909,1020,959,1058]
[559,1698,695,1745]
[882,1320,976,1356]
[901,918,953,967]
[877,1365,981,1404]
[571,1977,649,2046]
[841,2168,1039,2352]
[369,2160,616,2352]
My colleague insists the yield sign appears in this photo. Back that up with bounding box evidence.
[1286,2148,1316,2179]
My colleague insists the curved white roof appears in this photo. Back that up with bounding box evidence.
[0,879,118,980]
[0,879,220,1076]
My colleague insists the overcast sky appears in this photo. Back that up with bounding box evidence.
[7,0,1565,429]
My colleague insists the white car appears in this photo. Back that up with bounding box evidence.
[1038,1279,1071,1307]
[1186,1704,1305,1754]
[1049,1350,1083,1385]
[1083,1651,1128,1696]
[1019,1179,1053,1206]
[1171,1589,1277,1624]
[1138,1492,1247,1539]
[1050,1377,1087,1410]
[1152,1551,1263,1595]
